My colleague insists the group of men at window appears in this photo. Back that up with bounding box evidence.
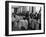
[12,6,41,31]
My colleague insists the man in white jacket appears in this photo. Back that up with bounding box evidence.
[18,19,28,30]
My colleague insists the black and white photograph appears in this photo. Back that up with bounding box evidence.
[12,6,41,31]
[5,1,45,36]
